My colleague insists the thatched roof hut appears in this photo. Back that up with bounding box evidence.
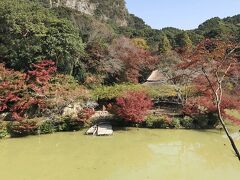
[144,70,168,85]
[147,70,165,82]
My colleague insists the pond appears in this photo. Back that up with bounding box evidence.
[0,128,240,180]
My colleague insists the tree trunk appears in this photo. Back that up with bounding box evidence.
[217,102,240,161]
[202,66,240,161]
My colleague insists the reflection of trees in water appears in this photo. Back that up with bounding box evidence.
[148,134,239,167]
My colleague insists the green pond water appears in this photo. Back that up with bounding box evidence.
[0,128,240,180]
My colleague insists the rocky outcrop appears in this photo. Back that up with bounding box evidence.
[47,0,129,26]
[50,0,96,15]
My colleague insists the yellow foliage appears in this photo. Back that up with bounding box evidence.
[132,38,149,50]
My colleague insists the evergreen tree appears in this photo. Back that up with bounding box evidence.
[0,0,85,75]
[175,32,193,49]
[237,28,240,43]
[158,34,172,54]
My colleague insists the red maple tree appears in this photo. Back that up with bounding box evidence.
[114,91,152,123]
[178,39,240,160]
[0,60,56,121]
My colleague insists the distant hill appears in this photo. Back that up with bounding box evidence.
[118,13,240,50]
[1,0,239,83]
[37,0,240,50]
[3,0,240,53]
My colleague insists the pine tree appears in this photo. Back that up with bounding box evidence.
[176,32,193,49]
[158,34,172,54]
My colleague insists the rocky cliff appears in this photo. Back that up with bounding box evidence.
[45,0,129,26]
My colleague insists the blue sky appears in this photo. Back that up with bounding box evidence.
[125,0,240,30]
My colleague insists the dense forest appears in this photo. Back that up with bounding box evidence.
[1,0,240,83]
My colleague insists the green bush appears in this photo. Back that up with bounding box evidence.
[52,116,85,132]
[145,115,172,128]
[145,115,215,129]
[52,118,68,132]
[64,117,85,131]
[180,116,194,128]
[0,121,8,139]
[38,120,55,134]
[193,113,218,128]
[170,118,182,129]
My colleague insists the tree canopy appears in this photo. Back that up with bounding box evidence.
[0,0,85,75]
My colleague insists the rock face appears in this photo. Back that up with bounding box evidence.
[50,0,97,15]
[48,0,129,26]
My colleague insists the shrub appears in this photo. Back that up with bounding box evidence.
[180,116,194,129]
[51,116,86,132]
[62,116,85,131]
[0,121,8,139]
[113,91,152,122]
[38,120,55,134]
[170,118,182,128]
[51,117,68,132]
[145,115,172,128]
[0,129,8,139]
[77,108,95,123]
[145,115,216,129]
[7,120,38,137]
[193,113,218,128]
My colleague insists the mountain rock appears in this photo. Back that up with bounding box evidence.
[44,0,129,26]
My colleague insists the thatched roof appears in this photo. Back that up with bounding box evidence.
[147,70,165,82]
